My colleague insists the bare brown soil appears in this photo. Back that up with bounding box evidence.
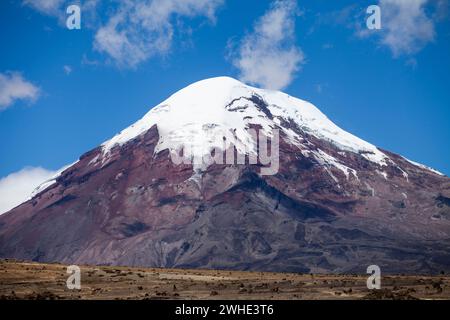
[0,259,449,300]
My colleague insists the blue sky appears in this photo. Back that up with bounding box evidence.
[0,0,449,212]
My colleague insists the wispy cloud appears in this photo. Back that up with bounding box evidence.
[317,1,445,58]
[369,0,437,56]
[23,0,99,25]
[81,54,100,66]
[230,0,305,90]
[23,0,224,68]
[0,72,40,110]
[93,0,224,68]
[0,167,57,215]
[315,83,323,94]
[23,0,64,16]
[63,65,72,75]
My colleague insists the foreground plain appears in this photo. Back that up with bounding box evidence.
[0,259,449,300]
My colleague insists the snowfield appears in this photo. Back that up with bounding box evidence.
[101,76,390,168]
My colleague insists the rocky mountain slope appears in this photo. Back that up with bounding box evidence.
[0,77,449,274]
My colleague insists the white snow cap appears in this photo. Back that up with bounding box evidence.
[100,76,440,174]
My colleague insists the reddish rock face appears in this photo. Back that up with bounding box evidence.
[0,78,449,274]
[1,122,449,274]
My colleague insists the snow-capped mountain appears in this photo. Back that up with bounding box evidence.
[0,77,449,274]
[102,77,388,165]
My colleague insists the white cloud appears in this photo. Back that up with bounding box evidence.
[63,65,72,75]
[23,0,64,15]
[405,57,418,69]
[0,167,57,215]
[24,0,102,27]
[93,0,224,68]
[231,0,305,90]
[81,54,100,66]
[24,0,223,68]
[0,72,40,110]
[377,0,436,56]
[321,1,443,58]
